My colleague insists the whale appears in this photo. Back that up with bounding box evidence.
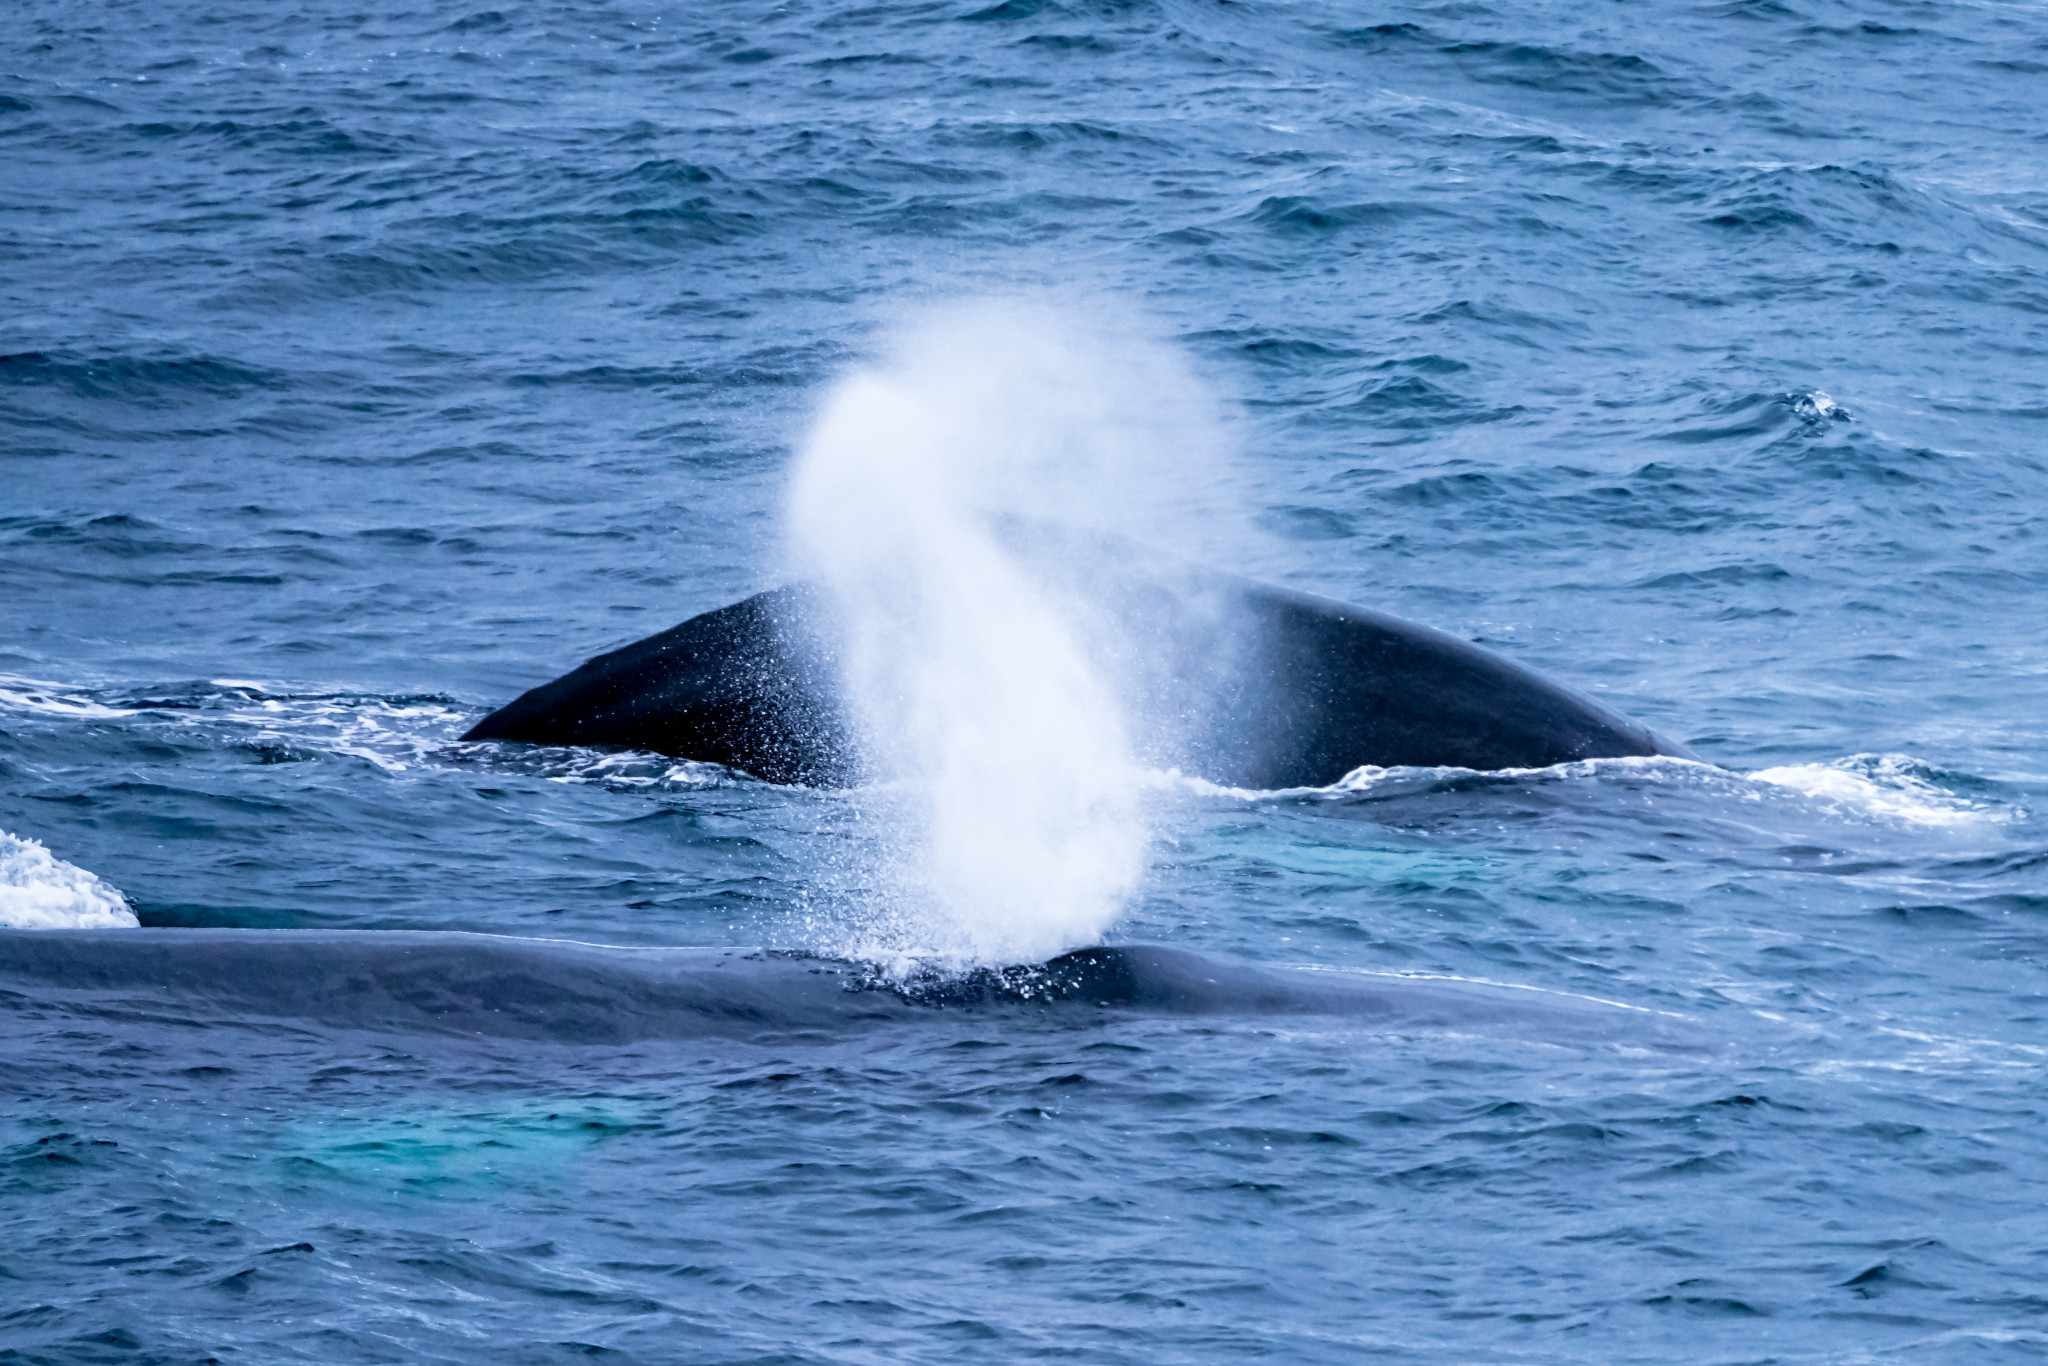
[0,928,1711,1049]
[461,531,1693,788]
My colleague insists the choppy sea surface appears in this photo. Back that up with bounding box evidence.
[6,1,2048,1361]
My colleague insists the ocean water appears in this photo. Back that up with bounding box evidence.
[5,0,2048,1360]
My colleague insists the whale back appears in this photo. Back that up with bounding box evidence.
[462,552,1690,787]
[461,585,858,786]
[1206,583,1682,786]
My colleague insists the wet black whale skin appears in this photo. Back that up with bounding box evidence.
[464,585,858,786]
[462,557,1692,788]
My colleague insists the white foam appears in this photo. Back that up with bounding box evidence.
[1152,753,1723,803]
[0,676,139,719]
[158,689,473,772]
[1750,753,1991,827]
[237,695,471,772]
[0,830,138,930]
[0,675,478,773]
[527,747,735,791]
[1788,389,1849,422]
[1160,749,2000,832]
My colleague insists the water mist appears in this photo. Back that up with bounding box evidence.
[785,302,1236,967]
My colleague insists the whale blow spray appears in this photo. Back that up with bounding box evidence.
[785,302,1235,966]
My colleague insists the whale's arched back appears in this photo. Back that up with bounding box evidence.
[462,552,1691,787]
[461,585,858,787]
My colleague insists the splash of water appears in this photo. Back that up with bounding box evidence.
[1751,753,1997,827]
[784,301,1235,966]
[0,829,138,930]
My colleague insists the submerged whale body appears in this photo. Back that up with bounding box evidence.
[462,537,1692,787]
[0,929,1710,1049]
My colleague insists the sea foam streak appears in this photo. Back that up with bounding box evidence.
[785,302,1235,966]
[1751,753,1996,827]
[0,829,138,930]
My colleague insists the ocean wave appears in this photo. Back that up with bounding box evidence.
[448,741,742,792]
[0,672,758,790]
[1161,751,2012,828]
[0,676,142,719]
[212,691,474,773]
[0,830,138,930]
[0,349,288,402]
[0,675,475,772]
[1750,753,2000,827]
[1153,752,1719,802]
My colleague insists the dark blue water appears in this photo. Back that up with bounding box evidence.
[6,1,2048,1361]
